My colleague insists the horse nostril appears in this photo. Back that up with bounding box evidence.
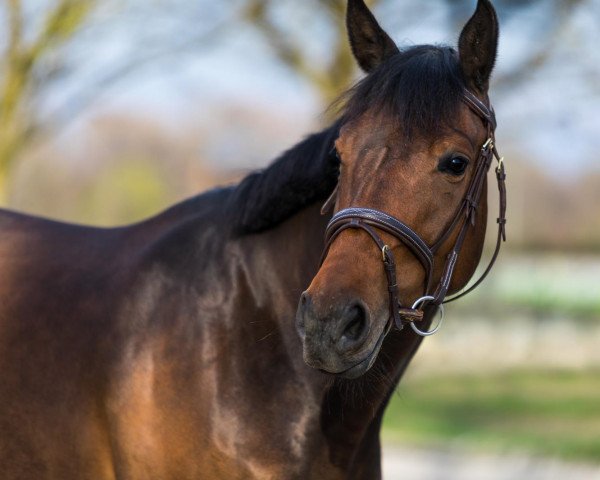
[300,292,307,305]
[341,304,367,343]
[296,292,311,338]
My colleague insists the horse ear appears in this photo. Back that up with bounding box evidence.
[458,0,499,93]
[347,0,399,73]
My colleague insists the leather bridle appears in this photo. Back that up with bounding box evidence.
[320,89,507,336]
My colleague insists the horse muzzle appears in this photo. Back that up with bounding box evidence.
[295,291,386,379]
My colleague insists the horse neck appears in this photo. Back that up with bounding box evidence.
[237,202,425,466]
[205,119,419,465]
[230,202,329,377]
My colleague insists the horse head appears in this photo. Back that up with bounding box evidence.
[297,0,502,379]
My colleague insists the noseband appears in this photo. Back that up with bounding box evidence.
[321,90,507,336]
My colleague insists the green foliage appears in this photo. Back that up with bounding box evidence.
[81,161,171,226]
[383,370,600,462]
[43,1,95,43]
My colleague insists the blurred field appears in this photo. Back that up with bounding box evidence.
[455,252,600,320]
[381,444,600,480]
[384,369,600,463]
[382,251,600,465]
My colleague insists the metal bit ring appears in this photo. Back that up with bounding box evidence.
[409,296,444,337]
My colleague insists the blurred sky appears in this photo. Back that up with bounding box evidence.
[40,0,600,176]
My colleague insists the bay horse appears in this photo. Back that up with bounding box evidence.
[0,0,506,478]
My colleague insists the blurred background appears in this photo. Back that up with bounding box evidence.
[1,0,599,478]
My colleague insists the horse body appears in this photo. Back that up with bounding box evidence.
[0,0,503,477]
[0,161,419,479]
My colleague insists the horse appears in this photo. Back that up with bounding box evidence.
[0,0,506,478]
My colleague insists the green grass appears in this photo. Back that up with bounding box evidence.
[382,370,600,462]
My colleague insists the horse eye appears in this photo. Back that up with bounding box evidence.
[439,156,469,176]
[331,147,341,162]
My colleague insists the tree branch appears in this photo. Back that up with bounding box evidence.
[244,0,332,97]
[40,14,234,138]
[0,0,97,185]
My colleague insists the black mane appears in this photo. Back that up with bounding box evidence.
[228,45,466,235]
[227,125,340,235]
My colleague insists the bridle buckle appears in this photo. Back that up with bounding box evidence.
[496,156,505,173]
[482,138,494,151]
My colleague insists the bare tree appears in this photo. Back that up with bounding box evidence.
[243,0,379,108]
[0,0,234,201]
[0,0,594,202]
[246,0,594,102]
[444,0,594,91]
[0,0,97,198]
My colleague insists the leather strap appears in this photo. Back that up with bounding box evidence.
[320,219,405,330]
[325,208,434,277]
[444,153,506,303]
[462,90,497,130]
